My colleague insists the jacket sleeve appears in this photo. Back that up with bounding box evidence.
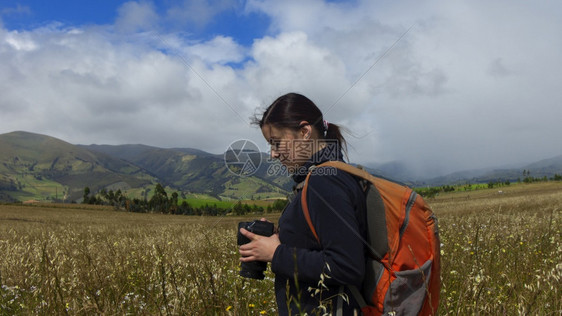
[271,168,365,286]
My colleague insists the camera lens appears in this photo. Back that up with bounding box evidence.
[240,261,268,279]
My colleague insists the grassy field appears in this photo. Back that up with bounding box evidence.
[0,182,561,315]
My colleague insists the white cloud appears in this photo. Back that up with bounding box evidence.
[115,1,159,33]
[0,26,217,147]
[266,1,560,174]
[243,32,348,101]
[1,0,561,176]
[188,35,246,64]
[4,30,37,51]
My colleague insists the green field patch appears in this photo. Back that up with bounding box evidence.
[454,183,489,191]
[239,199,277,207]
[180,197,278,210]
[119,187,148,199]
[222,177,286,200]
[181,198,235,209]
[2,174,67,202]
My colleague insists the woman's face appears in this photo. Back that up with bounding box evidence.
[261,123,310,171]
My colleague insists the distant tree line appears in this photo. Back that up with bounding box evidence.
[82,183,288,216]
[520,170,562,183]
[487,180,511,189]
[414,185,456,199]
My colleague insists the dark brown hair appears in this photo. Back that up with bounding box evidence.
[252,92,347,153]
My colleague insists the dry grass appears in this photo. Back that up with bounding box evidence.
[432,183,562,315]
[0,205,278,315]
[0,182,561,315]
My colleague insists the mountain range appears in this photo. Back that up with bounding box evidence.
[1,131,561,202]
[0,131,290,202]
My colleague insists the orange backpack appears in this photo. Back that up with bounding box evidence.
[301,161,440,316]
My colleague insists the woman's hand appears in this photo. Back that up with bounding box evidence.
[239,221,280,263]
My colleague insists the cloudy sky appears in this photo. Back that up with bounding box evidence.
[1,0,561,177]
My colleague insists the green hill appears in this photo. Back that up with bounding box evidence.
[0,131,289,203]
[0,131,155,202]
[81,144,290,200]
[417,156,562,187]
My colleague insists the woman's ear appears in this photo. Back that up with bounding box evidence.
[299,121,312,139]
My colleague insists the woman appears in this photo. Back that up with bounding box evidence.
[239,93,367,315]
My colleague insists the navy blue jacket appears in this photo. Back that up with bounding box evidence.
[271,147,367,315]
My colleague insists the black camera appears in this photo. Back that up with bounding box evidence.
[237,220,275,279]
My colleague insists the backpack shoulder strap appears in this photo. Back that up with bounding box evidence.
[301,161,370,244]
[301,161,390,257]
[319,161,373,180]
[301,168,320,242]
